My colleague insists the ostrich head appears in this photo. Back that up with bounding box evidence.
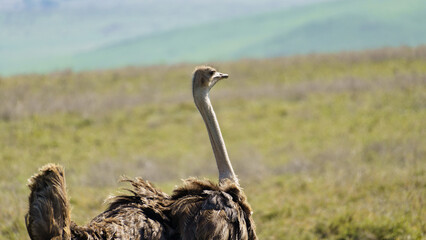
[192,66,228,98]
[192,66,238,184]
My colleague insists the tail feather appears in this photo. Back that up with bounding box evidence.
[26,164,71,240]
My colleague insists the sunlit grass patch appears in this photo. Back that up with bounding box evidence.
[1,46,425,239]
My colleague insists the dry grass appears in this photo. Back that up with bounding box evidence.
[0,46,425,239]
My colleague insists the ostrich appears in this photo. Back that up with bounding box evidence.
[26,66,257,240]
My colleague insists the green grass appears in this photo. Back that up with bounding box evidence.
[0,46,425,239]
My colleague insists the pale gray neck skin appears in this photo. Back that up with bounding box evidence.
[193,82,238,185]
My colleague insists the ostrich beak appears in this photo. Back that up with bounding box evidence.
[214,71,229,80]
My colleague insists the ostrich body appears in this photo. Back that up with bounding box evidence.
[26,66,257,240]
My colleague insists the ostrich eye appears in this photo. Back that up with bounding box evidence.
[209,70,215,75]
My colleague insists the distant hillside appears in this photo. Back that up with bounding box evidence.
[1,0,425,75]
[72,0,426,70]
[1,0,322,76]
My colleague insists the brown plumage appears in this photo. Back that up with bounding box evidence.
[170,178,256,240]
[25,66,257,240]
[26,164,71,240]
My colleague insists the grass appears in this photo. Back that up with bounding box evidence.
[0,46,425,239]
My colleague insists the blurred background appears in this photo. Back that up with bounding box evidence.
[0,0,425,239]
[1,0,426,75]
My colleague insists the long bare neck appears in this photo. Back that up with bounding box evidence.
[194,90,238,184]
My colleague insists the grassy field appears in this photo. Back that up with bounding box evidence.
[0,46,425,239]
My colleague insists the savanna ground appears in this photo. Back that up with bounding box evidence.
[0,46,425,239]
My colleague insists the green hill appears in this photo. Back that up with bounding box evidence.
[1,0,426,75]
[1,0,310,76]
[70,0,426,70]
